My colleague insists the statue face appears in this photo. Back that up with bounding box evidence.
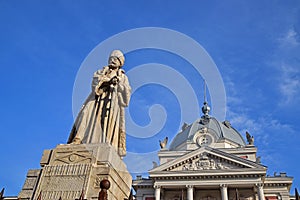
[108,56,121,68]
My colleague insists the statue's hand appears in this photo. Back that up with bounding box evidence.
[95,77,109,95]
[101,76,111,83]
[111,76,119,85]
[95,83,103,96]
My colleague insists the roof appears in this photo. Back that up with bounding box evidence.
[169,115,246,150]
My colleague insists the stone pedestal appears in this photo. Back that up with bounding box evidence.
[18,143,132,200]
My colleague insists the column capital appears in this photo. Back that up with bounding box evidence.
[255,183,264,188]
[256,183,265,200]
[220,184,228,200]
[154,185,161,200]
[187,185,194,200]
[154,185,161,189]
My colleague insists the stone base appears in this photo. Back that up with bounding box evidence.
[18,143,132,200]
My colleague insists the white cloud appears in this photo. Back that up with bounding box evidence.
[270,27,300,105]
[225,75,295,146]
[278,28,299,48]
[224,76,243,106]
[278,64,300,104]
[124,151,159,175]
[227,105,295,146]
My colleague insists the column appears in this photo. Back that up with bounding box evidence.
[154,185,161,200]
[256,183,265,200]
[186,185,194,200]
[220,184,228,200]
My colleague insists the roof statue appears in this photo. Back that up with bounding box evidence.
[159,137,168,149]
[67,50,131,157]
[246,131,254,145]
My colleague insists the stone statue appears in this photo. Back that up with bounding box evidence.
[159,137,168,149]
[246,131,254,145]
[68,50,131,157]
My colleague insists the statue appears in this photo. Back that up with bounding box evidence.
[68,50,131,157]
[246,131,254,145]
[159,137,168,149]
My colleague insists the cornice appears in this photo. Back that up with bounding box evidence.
[150,171,265,180]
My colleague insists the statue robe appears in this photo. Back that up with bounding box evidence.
[68,66,131,156]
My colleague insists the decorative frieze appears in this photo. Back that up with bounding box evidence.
[39,190,81,200]
[43,163,91,176]
[180,153,235,171]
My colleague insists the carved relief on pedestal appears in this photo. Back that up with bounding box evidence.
[34,164,91,200]
[43,163,91,177]
[52,150,92,165]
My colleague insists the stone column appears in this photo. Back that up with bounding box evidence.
[186,185,194,200]
[220,184,228,200]
[256,183,265,200]
[154,185,161,200]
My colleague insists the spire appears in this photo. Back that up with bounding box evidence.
[201,80,210,117]
[204,79,207,103]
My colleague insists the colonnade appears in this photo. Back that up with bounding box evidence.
[154,184,265,200]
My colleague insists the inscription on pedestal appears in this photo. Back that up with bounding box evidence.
[34,164,91,200]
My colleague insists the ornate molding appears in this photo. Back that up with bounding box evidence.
[153,173,262,181]
[193,127,215,148]
[43,164,91,177]
[181,153,233,171]
[164,151,249,172]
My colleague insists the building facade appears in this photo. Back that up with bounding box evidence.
[133,102,293,200]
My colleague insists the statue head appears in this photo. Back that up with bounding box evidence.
[108,50,125,68]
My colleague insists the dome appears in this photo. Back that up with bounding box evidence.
[169,115,246,150]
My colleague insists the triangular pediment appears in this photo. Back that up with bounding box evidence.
[150,147,265,173]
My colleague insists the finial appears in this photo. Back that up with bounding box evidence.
[202,101,211,116]
[202,80,210,116]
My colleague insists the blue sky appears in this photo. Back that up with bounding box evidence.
[0,0,300,196]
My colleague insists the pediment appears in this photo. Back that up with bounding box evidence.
[150,147,265,173]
